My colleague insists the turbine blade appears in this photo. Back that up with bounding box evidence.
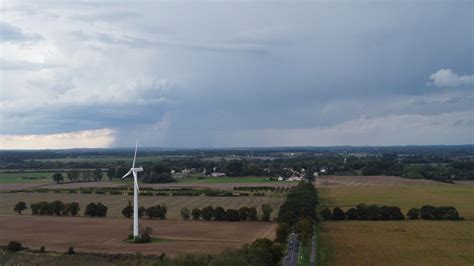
[136,182,140,194]
[133,171,140,194]
[121,170,132,179]
[132,139,138,168]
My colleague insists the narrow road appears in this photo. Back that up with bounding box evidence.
[283,233,300,266]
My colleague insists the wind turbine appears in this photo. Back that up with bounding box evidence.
[122,140,143,239]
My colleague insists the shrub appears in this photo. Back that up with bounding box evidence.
[85,202,108,217]
[274,223,290,243]
[239,207,249,220]
[122,201,133,218]
[320,208,331,221]
[6,241,22,252]
[201,206,214,221]
[225,209,241,221]
[66,247,75,255]
[85,203,97,216]
[40,246,45,253]
[248,207,258,221]
[420,205,462,220]
[331,207,346,220]
[180,207,190,220]
[191,208,201,220]
[145,205,167,219]
[345,208,358,220]
[407,208,420,219]
[213,207,226,221]
[261,204,273,222]
[295,219,313,243]
[49,200,65,216]
[14,201,27,214]
[138,206,146,218]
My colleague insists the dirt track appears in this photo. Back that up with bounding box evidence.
[0,215,276,256]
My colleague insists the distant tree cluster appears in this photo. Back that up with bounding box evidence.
[407,205,462,220]
[321,204,463,221]
[182,205,265,222]
[142,172,175,183]
[30,201,80,216]
[65,169,104,182]
[320,204,404,221]
[84,202,108,217]
[121,202,167,219]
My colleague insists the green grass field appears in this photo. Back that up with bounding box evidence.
[318,183,474,265]
[34,156,164,163]
[0,172,54,184]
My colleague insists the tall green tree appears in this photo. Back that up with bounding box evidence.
[14,201,27,214]
[261,204,273,221]
[52,172,64,184]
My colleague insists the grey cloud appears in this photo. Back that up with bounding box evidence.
[0,21,43,42]
[0,59,61,71]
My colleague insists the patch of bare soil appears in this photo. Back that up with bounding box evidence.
[0,215,276,257]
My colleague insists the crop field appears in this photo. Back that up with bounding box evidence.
[316,175,440,187]
[319,220,474,265]
[0,172,53,184]
[0,192,285,220]
[318,179,474,265]
[319,184,474,219]
[0,215,276,256]
[33,156,164,163]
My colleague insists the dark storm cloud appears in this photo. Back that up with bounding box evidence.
[1,0,473,147]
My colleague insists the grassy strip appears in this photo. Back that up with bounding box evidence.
[316,223,332,266]
[297,241,310,266]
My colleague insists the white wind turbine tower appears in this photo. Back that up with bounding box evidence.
[122,140,143,239]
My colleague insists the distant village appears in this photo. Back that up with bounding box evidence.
[173,166,327,182]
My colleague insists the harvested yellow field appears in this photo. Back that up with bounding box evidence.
[0,192,284,219]
[319,184,474,219]
[319,220,474,266]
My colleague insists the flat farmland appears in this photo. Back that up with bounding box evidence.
[316,175,440,187]
[319,220,474,265]
[0,215,276,256]
[319,184,474,219]
[0,192,285,219]
[0,172,53,184]
[318,177,474,265]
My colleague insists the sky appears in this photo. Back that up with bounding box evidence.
[0,0,473,149]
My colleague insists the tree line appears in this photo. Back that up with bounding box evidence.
[179,204,273,222]
[320,204,462,221]
[18,201,108,217]
[122,201,167,219]
[27,201,80,216]
[275,182,320,244]
[52,169,104,183]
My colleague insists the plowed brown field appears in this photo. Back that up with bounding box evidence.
[0,215,276,256]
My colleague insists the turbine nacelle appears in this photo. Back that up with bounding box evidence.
[132,167,143,172]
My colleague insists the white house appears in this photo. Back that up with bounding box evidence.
[211,172,226,177]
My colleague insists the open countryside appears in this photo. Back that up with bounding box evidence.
[1,1,473,263]
[317,178,474,265]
